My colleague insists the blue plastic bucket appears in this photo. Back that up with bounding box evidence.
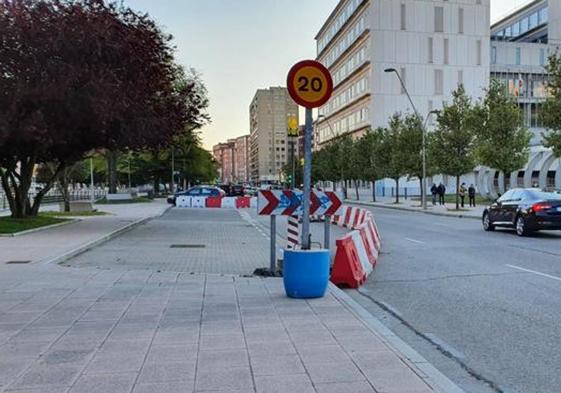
[283,249,330,299]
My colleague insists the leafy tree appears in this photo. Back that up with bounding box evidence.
[353,129,383,202]
[474,80,531,194]
[0,1,205,218]
[431,85,477,209]
[378,115,408,203]
[540,53,561,157]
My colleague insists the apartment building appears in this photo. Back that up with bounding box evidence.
[486,0,561,194]
[315,0,490,147]
[212,135,251,184]
[234,135,250,183]
[249,87,298,182]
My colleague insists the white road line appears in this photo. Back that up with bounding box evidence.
[404,238,426,245]
[505,264,561,282]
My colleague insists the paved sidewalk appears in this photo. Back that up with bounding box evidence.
[346,196,486,219]
[0,201,169,265]
[0,264,442,393]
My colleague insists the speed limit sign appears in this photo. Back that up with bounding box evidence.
[287,60,333,109]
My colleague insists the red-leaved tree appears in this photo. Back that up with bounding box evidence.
[0,0,207,217]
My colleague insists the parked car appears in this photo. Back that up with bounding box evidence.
[167,186,225,205]
[230,184,245,197]
[482,188,561,236]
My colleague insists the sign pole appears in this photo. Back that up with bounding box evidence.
[324,216,330,250]
[301,108,313,250]
[270,215,276,275]
[291,136,296,189]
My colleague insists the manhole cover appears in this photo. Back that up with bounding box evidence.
[6,260,31,264]
[170,244,206,249]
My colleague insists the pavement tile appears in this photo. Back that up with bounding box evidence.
[297,345,350,364]
[305,360,366,384]
[315,381,377,393]
[254,374,315,393]
[145,344,198,364]
[133,382,194,393]
[250,354,305,376]
[138,361,196,384]
[39,349,94,366]
[199,333,245,351]
[195,367,253,391]
[197,349,249,369]
[10,364,82,389]
[363,367,432,393]
[85,351,146,374]
[247,341,296,356]
[68,372,137,393]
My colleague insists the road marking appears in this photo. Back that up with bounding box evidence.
[404,238,425,245]
[505,264,561,282]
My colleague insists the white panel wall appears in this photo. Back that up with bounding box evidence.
[549,0,561,46]
[370,0,490,129]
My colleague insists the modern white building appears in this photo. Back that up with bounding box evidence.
[316,0,490,146]
[316,0,561,197]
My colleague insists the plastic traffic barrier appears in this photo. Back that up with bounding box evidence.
[176,196,192,208]
[330,235,366,289]
[206,196,223,208]
[191,197,207,208]
[236,197,251,208]
[221,197,237,208]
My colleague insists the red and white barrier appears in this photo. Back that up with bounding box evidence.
[330,205,382,288]
[286,216,300,250]
[175,196,256,209]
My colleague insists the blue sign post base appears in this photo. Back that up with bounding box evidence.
[283,249,330,299]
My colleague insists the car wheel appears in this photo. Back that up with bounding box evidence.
[482,212,495,231]
[515,215,531,237]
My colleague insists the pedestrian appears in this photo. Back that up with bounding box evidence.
[468,184,476,207]
[437,183,446,205]
[459,183,467,208]
[430,183,437,206]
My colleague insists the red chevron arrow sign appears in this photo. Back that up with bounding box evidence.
[258,190,342,216]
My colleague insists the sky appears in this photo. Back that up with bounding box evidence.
[125,0,534,150]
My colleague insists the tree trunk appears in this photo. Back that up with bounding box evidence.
[371,180,376,202]
[354,180,359,200]
[502,172,508,196]
[456,175,460,210]
[419,177,423,207]
[1,157,36,218]
[106,151,118,194]
[342,180,348,199]
[61,172,71,212]
[395,178,400,204]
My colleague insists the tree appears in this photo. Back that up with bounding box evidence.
[0,1,206,218]
[474,80,531,194]
[540,53,561,157]
[431,85,477,210]
[378,115,408,204]
[355,129,383,202]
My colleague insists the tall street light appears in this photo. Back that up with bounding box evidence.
[385,68,432,210]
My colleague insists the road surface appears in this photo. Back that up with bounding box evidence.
[348,206,561,393]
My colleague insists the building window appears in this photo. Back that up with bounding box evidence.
[491,46,497,64]
[476,40,482,66]
[458,8,464,34]
[444,39,449,65]
[400,67,406,94]
[516,47,521,65]
[540,48,546,66]
[400,3,406,31]
[434,7,444,33]
[428,37,434,63]
[434,69,443,95]
[458,70,463,86]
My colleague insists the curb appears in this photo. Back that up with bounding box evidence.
[329,283,466,393]
[346,200,481,220]
[40,205,172,266]
[0,219,80,237]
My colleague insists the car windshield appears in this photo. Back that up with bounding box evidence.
[527,190,561,200]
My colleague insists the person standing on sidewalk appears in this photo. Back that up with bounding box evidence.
[468,184,476,207]
[430,183,438,206]
[437,183,446,205]
[459,183,467,208]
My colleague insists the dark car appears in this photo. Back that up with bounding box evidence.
[167,186,225,205]
[230,185,245,197]
[482,188,561,236]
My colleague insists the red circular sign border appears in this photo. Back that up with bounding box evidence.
[287,60,334,109]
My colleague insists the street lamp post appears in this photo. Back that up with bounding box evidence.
[384,68,431,210]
